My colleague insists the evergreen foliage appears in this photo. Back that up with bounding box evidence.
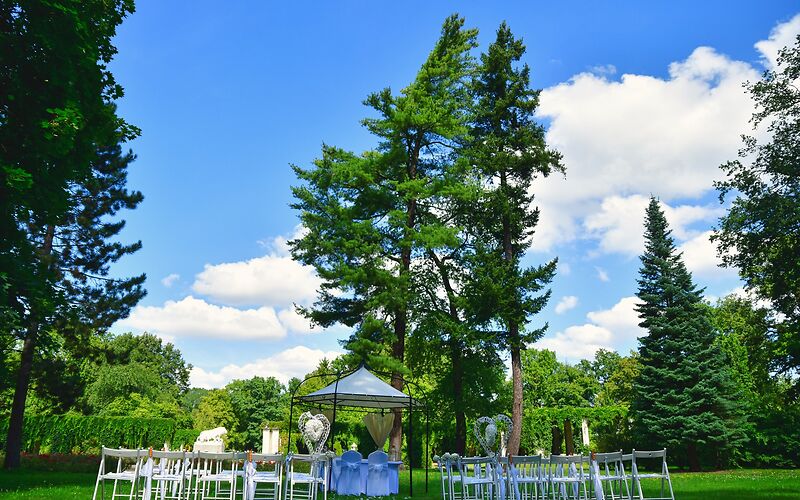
[713,35,800,391]
[463,22,562,454]
[634,197,746,470]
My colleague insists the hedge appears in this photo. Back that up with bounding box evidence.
[0,415,178,454]
[520,406,629,455]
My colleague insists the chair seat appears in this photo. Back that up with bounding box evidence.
[199,473,236,482]
[551,477,588,483]
[598,475,627,481]
[152,473,183,481]
[636,473,667,479]
[290,472,323,483]
[462,476,493,485]
[102,472,137,480]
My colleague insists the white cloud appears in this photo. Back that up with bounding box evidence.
[161,273,180,288]
[536,324,614,361]
[586,296,645,345]
[755,14,800,70]
[678,230,738,280]
[117,296,287,340]
[192,230,320,309]
[531,40,764,252]
[595,267,610,282]
[535,296,645,361]
[583,195,724,256]
[189,345,343,388]
[554,295,579,314]
[559,262,571,276]
[278,307,317,335]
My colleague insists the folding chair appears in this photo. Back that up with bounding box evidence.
[151,450,191,500]
[593,451,630,500]
[286,453,330,500]
[508,455,548,500]
[243,452,284,500]
[92,447,145,500]
[366,450,390,497]
[548,455,590,500]
[630,449,674,500]
[435,453,463,500]
[194,451,242,500]
[458,456,500,500]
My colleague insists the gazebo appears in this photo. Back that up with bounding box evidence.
[288,364,429,495]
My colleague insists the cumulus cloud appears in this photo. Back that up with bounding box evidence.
[117,296,287,340]
[192,254,320,309]
[534,296,645,361]
[755,14,800,70]
[528,20,800,252]
[583,195,724,256]
[161,273,180,288]
[190,345,343,388]
[554,295,579,314]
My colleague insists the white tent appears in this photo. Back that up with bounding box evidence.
[298,365,413,409]
[288,363,429,495]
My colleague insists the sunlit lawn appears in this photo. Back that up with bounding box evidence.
[0,468,798,499]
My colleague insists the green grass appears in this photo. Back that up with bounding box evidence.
[0,468,798,499]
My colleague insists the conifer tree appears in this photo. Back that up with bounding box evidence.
[464,22,562,454]
[633,197,745,470]
[292,15,478,457]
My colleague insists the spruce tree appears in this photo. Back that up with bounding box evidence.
[633,197,745,471]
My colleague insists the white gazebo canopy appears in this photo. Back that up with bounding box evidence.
[297,365,413,409]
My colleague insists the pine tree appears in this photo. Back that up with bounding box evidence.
[291,15,478,457]
[633,197,746,470]
[465,22,562,454]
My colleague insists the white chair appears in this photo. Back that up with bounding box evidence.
[194,451,242,500]
[243,452,284,500]
[548,455,590,500]
[458,456,499,500]
[630,449,674,500]
[592,451,629,500]
[508,455,548,500]
[286,453,329,500]
[434,453,463,500]
[366,450,390,497]
[151,450,191,500]
[92,447,145,500]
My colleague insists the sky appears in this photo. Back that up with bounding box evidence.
[106,1,800,388]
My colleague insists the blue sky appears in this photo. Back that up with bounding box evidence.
[107,1,800,387]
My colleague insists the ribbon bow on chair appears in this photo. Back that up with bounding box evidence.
[368,463,388,473]
[243,459,257,500]
[346,461,361,471]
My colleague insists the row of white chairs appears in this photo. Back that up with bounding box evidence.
[92,448,331,500]
[434,449,674,500]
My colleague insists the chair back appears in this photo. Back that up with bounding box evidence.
[367,450,388,465]
[342,450,362,463]
[549,454,588,480]
[594,451,623,464]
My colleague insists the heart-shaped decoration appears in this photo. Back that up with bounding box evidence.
[473,414,513,457]
[298,411,330,454]
[474,416,497,456]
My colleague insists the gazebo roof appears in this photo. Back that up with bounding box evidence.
[297,365,413,409]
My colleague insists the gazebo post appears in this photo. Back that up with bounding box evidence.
[287,397,294,454]
[408,398,413,496]
[425,407,429,492]
[330,374,340,450]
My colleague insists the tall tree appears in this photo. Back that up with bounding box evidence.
[634,197,746,471]
[712,35,800,390]
[291,15,478,456]
[1,0,142,468]
[465,22,563,454]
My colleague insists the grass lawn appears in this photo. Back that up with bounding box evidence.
[0,468,798,499]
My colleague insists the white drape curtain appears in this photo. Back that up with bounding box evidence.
[363,413,394,450]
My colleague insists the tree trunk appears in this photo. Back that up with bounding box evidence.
[452,341,466,455]
[4,325,38,469]
[550,423,562,455]
[687,442,701,472]
[5,224,53,470]
[564,419,575,455]
[389,311,406,461]
[509,338,523,455]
